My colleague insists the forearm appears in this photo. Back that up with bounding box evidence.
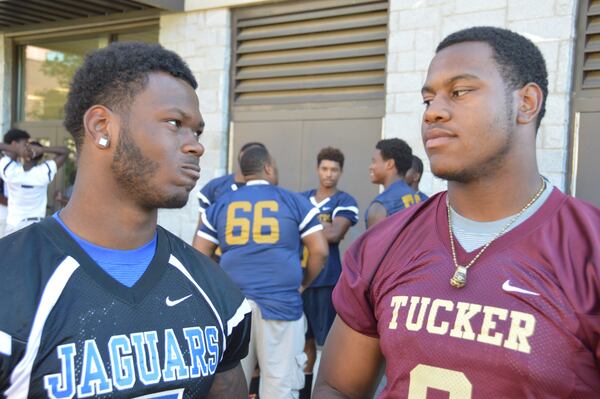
[313,383,354,398]
[0,143,19,159]
[41,146,69,155]
[0,195,7,206]
[206,363,247,399]
[302,251,327,288]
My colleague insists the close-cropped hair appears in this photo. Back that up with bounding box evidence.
[437,26,548,129]
[240,146,271,176]
[317,147,344,169]
[3,128,30,144]
[64,42,197,148]
[240,142,266,153]
[411,155,424,175]
[376,138,413,176]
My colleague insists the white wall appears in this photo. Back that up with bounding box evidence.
[158,9,232,242]
[385,0,577,195]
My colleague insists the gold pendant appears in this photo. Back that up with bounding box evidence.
[450,266,467,288]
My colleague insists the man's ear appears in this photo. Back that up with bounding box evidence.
[516,82,543,125]
[83,105,118,150]
[385,158,396,172]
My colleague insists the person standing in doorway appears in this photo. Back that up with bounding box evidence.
[299,147,358,399]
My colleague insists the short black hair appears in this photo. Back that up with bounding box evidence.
[437,26,548,129]
[240,146,271,176]
[411,155,424,174]
[64,42,197,148]
[317,147,344,169]
[239,142,266,153]
[3,128,30,144]
[376,138,412,176]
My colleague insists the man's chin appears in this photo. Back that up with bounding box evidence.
[155,193,190,209]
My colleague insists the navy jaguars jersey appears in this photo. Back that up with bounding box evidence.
[197,174,242,213]
[300,190,358,287]
[365,179,421,227]
[198,180,322,321]
[0,218,251,398]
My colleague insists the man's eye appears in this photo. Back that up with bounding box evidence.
[194,130,203,138]
[422,99,432,107]
[167,120,181,128]
[452,89,470,98]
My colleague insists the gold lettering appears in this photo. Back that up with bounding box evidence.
[476,306,508,346]
[449,302,481,340]
[504,311,536,353]
[426,299,454,335]
[406,296,431,332]
[388,296,408,330]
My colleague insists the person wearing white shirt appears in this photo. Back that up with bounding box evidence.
[0,178,7,236]
[0,129,68,236]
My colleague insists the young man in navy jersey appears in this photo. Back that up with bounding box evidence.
[365,138,421,228]
[0,42,251,398]
[195,146,329,399]
[315,27,600,398]
[299,147,358,398]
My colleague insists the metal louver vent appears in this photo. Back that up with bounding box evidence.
[233,0,388,105]
[583,0,600,88]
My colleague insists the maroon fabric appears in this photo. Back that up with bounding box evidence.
[333,188,600,398]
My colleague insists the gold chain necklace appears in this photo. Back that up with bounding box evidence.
[447,177,546,288]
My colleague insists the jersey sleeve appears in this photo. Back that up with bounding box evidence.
[216,300,251,373]
[197,178,218,212]
[293,193,323,238]
[0,157,12,181]
[332,193,359,225]
[332,217,402,338]
[0,157,20,182]
[197,203,220,244]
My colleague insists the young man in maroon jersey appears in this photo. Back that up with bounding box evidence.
[314,26,600,398]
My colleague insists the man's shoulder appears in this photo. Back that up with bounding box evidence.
[161,227,245,302]
[0,222,67,338]
[333,190,358,204]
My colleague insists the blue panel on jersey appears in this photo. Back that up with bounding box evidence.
[53,213,156,287]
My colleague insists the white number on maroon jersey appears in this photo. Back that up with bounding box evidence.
[408,364,472,398]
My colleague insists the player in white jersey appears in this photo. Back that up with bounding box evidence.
[0,130,68,236]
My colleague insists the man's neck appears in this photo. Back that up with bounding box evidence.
[447,168,542,222]
[234,170,245,184]
[382,174,402,189]
[316,185,337,201]
[59,179,158,250]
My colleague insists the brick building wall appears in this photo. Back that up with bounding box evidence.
[385,0,577,195]
[157,8,232,242]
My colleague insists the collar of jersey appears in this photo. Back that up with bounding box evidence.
[435,186,565,265]
[246,179,270,186]
[39,217,171,304]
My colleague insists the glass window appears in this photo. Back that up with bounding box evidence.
[18,26,159,122]
[19,37,104,121]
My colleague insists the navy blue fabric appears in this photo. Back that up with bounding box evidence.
[299,189,358,287]
[201,182,321,320]
[365,179,421,227]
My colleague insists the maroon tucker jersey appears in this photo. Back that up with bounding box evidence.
[333,188,600,398]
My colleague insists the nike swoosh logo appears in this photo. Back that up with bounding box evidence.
[165,294,193,307]
[502,280,539,296]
